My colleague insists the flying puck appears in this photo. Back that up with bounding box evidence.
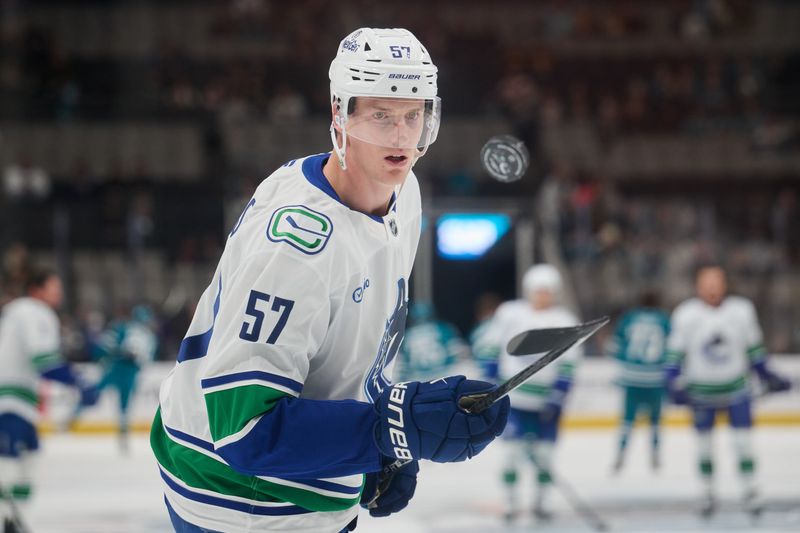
[480,135,530,183]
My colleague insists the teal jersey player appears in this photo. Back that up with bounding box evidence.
[397,303,468,382]
[611,308,670,388]
[94,305,158,452]
[609,306,670,472]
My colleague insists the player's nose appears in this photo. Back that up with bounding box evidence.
[389,122,411,148]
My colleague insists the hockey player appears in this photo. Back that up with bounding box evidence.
[475,264,581,522]
[608,291,670,473]
[666,264,791,516]
[94,305,158,453]
[0,269,98,532]
[150,28,509,533]
[469,292,502,377]
[396,302,470,382]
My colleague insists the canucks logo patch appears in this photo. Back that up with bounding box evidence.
[267,205,333,255]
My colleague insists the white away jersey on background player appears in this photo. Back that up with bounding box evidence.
[478,301,582,411]
[152,153,421,532]
[666,296,765,403]
[0,297,63,423]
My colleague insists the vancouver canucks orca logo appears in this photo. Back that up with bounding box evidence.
[364,278,408,403]
[702,333,730,363]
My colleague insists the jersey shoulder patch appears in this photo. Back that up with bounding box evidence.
[266,204,333,255]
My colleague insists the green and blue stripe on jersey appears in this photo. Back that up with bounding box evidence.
[665,341,765,401]
[152,368,383,514]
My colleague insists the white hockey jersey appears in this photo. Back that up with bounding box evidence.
[0,297,62,423]
[476,300,582,411]
[667,296,765,403]
[152,153,421,532]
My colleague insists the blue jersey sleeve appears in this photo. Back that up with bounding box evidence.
[216,396,383,479]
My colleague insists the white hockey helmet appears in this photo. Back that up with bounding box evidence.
[329,28,441,168]
[522,264,563,295]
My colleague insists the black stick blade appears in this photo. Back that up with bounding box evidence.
[506,316,610,356]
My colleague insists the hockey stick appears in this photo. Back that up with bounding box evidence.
[505,320,608,356]
[500,322,610,356]
[368,316,609,508]
[0,480,32,533]
[527,450,610,531]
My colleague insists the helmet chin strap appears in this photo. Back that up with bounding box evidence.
[329,122,349,170]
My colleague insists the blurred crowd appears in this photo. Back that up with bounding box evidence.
[1,0,795,128]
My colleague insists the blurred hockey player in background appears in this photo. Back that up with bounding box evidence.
[93,304,158,453]
[150,28,509,533]
[666,264,791,517]
[475,264,581,522]
[0,269,98,533]
[609,290,670,473]
[396,302,470,382]
[469,292,502,375]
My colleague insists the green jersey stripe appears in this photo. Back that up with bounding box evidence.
[558,362,576,376]
[513,382,550,396]
[665,350,684,364]
[687,376,747,394]
[204,384,289,442]
[0,386,38,405]
[747,344,766,361]
[618,367,665,386]
[473,346,500,361]
[30,352,64,372]
[151,410,362,512]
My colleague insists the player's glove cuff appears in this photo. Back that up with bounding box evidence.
[360,459,419,517]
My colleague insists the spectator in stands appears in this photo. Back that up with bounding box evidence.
[2,157,50,202]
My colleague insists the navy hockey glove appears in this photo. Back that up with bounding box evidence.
[763,372,791,393]
[374,376,510,463]
[360,460,418,517]
[668,386,688,406]
[79,384,100,407]
[665,365,687,405]
[753,359,792,393]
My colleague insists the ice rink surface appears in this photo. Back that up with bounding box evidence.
[22,425,799,533]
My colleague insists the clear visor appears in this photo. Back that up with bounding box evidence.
[337,96,441,151]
